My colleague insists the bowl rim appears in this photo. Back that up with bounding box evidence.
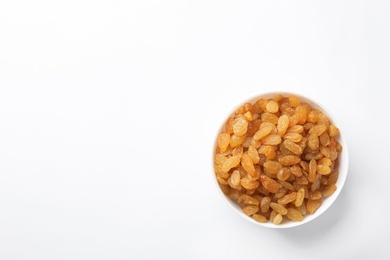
[211,91,349,228]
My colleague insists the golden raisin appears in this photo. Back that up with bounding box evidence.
[222,155,241,173]
[283,139,303,155]
[306,199,322,214]
[233,117,248,137]
[286,208,303,222]
[270,202,288,215]
[261,134,282,145]
[253,126,273,141]
[260,175,280,193]
[242,205,259,216]
[261,112,279,124]
[263,160,282,174]
[295,188,305,207]
[288,94,301,108]
[217,132,230,152]
[241,153,256,177]
[230,134,246,148]
[277,115,289,136]
[266,100,279,113]
[214,94,342,225]
[329,125,340,137]
[278,155,301,166]
[253,214,267,222]
[277,192,297,205]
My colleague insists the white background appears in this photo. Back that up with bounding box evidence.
[1,0,389,259]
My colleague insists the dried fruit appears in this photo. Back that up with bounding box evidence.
[272,213,283,225]
[295,188,305,207]
[215,154,228,166]
[309,124,327,136]
[290,165,303,177]
[316,165,331,175]
[323,184,337,197]
[241,153,256,177]
[261,112,279,124]
[214,94,342,225]
[288,114,300,127]
[248,146,260,164]
[278,155,301,166]
[230,134,246,148]
[238,194,260,206]
[309,191,322,200]
[230,170,241,186]
[308,134,319,150]
[277,192,297,205]
[286,208,303,221]
[306,199,322,214]
[225,118,235,134]
[288,94,301,108]
[222,155,241,172]
[308,159,317,183]
[266,100,279,113]
[328,125,340,137]
[260,197,271,213]
[261,134,282,145]
[260,175,280,193]
[277,167,291,181]
[286,125,304,134]
[328,171,339,185]
[283,133,303,143]
[240,177,260,190]
[283,139,303,155]
[307,110,319,123]
[311,174,322,192]
[319,132,330,146]
[263,160,282,174]
[295,105,307,124]
[233,117,248,137]
[252,214,267,222]
[253,126,273,141]
[270,202,288,215]
[242,205,259,216]
[217,133,230,152]
[260,145,276,159]
[277,115,289,136]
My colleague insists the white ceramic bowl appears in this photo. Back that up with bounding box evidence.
[212,92,349,228]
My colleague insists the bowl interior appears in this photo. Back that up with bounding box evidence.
[212,92,349,228]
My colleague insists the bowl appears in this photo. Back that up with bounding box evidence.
[212,92,349,228]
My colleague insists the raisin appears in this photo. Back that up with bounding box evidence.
[278,155,301,166]
[270,202,288,215]
[283,139,303,155]
[260,197,271,213]
[242,205,259,216]
[261,134,282,145]
[288,94,301,108]
[277,192,297,205]
[233,117,248,137]
[252,214,267,222]
[222,155,241,172]
[277,115,289,136]
[217,132,230,152]
[306,199,322,214]
[260,175,280,193]
[286,208,303,222]
[241,153,256,177]
[295,188,305,207]
[266,100,279,113]
[263,160,282,174]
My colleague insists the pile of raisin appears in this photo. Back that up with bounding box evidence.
[214,94,342,224]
